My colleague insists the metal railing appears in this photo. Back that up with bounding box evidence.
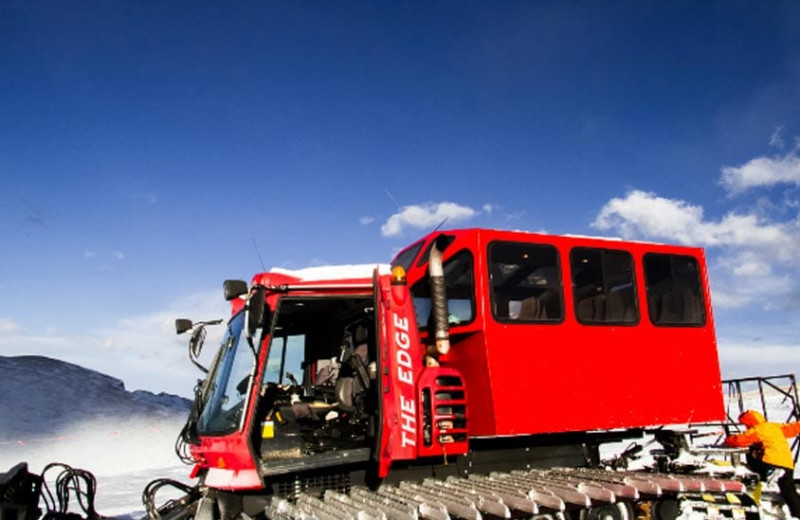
[723,374,800,464]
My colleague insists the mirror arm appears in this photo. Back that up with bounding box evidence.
[242,296,259,360]
[191,357,209,374]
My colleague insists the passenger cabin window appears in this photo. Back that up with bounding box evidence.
[489,242,563,323]
[410,250,475,329]
[644,254,706,326]
[570,248,638,325]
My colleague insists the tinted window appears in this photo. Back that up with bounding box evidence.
[644,254,706,326]
[391,241,424,271]
[410,250,475,328]
[489,241,563,323]
[570,248,638,325]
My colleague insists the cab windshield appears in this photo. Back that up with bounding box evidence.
[197,311,257,435]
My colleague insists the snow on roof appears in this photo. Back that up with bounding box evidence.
[562,233,623,241]
[563,233,673,246]
[269,264,392,282]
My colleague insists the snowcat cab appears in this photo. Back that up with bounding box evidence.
[181,260,469,505]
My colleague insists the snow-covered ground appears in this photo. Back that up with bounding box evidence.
[0,416,193,518]
[598,377,800,468]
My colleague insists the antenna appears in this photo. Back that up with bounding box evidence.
[432,217,449,233]
[251,237,266,271]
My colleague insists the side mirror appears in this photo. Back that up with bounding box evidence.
[224,280,249,301]
[247,286,267,337]
[179,318,222,373]
[189,326,208,373]
[175,318,193,335]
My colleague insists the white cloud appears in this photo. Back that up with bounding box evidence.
[359,216,375,225]
[769,126,785,149]
[381,202,476,237]
[112,251,125,261]
[483,204,495,214]
[720,150,800,194]
[593,190,798,256]
[0,290,229,396]
[732,259,771,278]
[708,289,750,309]
[0,318,20,336]
[724,250,772,278]
[593,190,705,244]
[592,189,800,309]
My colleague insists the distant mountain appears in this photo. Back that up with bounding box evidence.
[0,355,191,440]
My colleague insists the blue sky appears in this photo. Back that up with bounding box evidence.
[2,1,800,396]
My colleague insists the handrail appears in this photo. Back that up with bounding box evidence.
[722,374,800,464]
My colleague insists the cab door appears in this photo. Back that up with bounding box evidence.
[373,268,424,476]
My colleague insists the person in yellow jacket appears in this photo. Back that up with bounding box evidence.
[726,409,800,517]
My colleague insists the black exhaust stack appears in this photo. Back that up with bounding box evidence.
[427,235,451,366]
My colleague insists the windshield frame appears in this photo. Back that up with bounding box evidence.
[196,309,262,436]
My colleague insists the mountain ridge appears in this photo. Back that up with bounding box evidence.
[0,355,191,440]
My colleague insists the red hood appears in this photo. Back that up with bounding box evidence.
[739,409,765,427]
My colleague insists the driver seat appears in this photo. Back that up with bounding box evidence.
[335,343,369,412]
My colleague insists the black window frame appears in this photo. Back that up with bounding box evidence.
[487,240,565,324]
[643,253,707,327]
[570,247,640,326]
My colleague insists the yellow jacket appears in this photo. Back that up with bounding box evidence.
[725,410,800,470]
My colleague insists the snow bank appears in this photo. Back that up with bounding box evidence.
[0,355,193,517]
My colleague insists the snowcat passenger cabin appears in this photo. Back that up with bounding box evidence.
[392,228,725,438]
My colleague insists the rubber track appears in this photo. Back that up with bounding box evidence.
[264,468,750,520]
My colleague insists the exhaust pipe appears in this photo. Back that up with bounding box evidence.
[427,235,451,365]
